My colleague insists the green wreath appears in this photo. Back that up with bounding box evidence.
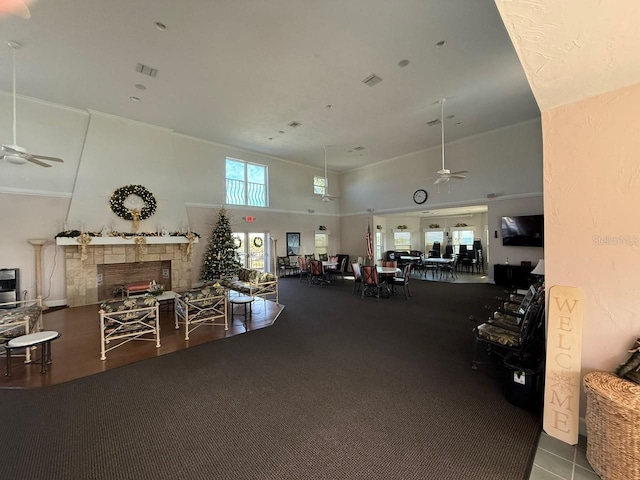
[110,185,157,221]
[253,237,263,248]
[232,236,242,249]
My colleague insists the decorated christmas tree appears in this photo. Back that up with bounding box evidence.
[201,208,242,281]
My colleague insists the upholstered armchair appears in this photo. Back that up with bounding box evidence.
[99,296,160,360]
[175,283,227,340]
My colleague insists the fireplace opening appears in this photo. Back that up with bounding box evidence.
[97,261,171,301]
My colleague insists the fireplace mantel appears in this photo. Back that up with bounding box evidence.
[60,237,197,306]
[56,236,198,246]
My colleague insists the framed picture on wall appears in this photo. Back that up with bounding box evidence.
[286,232,301,256]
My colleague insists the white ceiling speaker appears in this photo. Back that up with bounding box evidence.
[433,98,468,185]
[1,41,65,168]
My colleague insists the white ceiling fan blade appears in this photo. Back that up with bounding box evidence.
[27,157,52,168]
[450,175,466,180]
[449,170,469,175]
[434,177,443,185]
[30,154,64,163]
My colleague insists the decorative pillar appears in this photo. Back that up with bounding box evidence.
[27,238,48,307]
[271,236,278,274]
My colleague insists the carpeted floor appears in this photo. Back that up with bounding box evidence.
[0,276,540,480]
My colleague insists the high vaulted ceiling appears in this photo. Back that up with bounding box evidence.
[0,0,539,172]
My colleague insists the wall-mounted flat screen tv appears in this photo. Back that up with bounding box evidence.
[501,215,544,247]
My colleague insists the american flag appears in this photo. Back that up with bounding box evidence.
[366,223,373,261]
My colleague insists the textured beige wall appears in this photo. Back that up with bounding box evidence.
[543,83,640,414]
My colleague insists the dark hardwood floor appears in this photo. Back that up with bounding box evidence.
[1,298,284,389]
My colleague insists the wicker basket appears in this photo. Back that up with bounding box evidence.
[584,371,640,480]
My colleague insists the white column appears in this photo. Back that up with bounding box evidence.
[27,238,48,308]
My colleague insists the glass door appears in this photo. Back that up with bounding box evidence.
[247,233,266,271]
[232,232,266,271]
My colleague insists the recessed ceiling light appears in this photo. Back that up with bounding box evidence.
[129,96,141,102]
[278,130,285,134]
[456,122,462,126]
[446,114,455,119]
[435,40,446,47]
[134,84,147,90]
[325,104,333,109]
[268,137,273,140]
[154,22,167,31]
[288,121,302,128]
[398,59,410,67]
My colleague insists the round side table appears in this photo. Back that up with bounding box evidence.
[229,295,254,325]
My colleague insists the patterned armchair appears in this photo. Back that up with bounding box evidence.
[175,283,227,340]
[0,298,43,363]
[99,296,160,360]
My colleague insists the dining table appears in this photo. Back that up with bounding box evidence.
[423,257,454,280]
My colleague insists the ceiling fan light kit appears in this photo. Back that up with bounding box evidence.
[1,40,64,168]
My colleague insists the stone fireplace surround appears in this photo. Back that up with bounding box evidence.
[58,238,195,307]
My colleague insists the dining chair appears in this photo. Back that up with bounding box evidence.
[361,265,387,300]
[298,256,309,283]
[351,262,362,295]
[392,263,412,299]
[439,256,458,281]
[332,257,347,283]
[308,260,325,287]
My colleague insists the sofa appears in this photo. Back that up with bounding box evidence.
[175,284,227,340]
[219,267,279,304]
[0,298,43,363]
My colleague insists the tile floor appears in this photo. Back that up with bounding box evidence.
[529,433,600,480]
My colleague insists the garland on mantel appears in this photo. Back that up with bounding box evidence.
[56,231,200,263]
[55,230,200,238]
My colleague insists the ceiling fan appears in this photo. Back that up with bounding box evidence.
[1,41,64,168]
[320,145,340,202]
[433,98,467,184]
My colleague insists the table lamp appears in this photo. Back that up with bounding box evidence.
[531,259,545,276]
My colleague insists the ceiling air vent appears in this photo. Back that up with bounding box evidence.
[426,118,441,127]
[362,74,383,87]
[287,121,302,128]
[353,146,365,151]
[136,63,158,78]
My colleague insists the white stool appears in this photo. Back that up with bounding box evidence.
[5,331,60,376]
